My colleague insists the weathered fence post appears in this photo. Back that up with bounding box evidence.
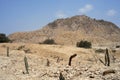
[24,56,29,74]
[7,47,9,57]
[105,48,110,66]
[68,54,77,66]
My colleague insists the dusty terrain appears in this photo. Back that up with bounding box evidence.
[0,43,120,80]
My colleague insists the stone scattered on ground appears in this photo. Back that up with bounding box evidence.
[0,43,120,80]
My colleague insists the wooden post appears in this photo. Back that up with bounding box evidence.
[7,47,9,57]
[24,56,29,74]
[105,48,110,66]
[68,54,77,66]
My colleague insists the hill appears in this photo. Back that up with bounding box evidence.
[8,15,120,45]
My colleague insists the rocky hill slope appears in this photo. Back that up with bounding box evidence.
[8,15,120,45]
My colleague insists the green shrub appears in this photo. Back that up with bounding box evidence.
[76,40,91,48]
[43,39,55,44]
[0,33,10,43]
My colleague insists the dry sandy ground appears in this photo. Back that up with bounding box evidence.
[0,43,120,80]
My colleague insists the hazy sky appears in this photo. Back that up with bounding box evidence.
[0,0,120,35]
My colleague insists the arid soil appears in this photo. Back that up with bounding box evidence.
[0,43,120,80]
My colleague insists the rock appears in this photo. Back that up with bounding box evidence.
[89,75,94,78]
[103,69,115,76]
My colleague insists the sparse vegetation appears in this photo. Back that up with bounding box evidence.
[76,40,92,48]
[99,19,104,22]
[0,43,120,79]
[0,12,120,80]
[42,39,55,44]
[0,33,10,43]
